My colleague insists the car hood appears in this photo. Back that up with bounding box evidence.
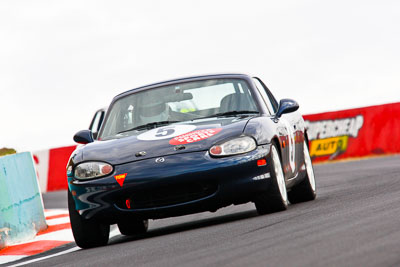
[80,117,252,165]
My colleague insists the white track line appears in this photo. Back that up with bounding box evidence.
[9,226,121,266]
[9,247,81,267]
[0,256,26,265]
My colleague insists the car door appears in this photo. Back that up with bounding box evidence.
[280,111,301,177]
[252,78,299,179]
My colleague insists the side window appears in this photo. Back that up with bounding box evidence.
[89,110,104,133]
[89,110,105,139]
[253,78,274,115]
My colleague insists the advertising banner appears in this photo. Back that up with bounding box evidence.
[303,102,400,163]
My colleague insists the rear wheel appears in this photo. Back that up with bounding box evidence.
[288,140,316,203]
[68,190,110,248]
[255,143,288,214]
[118,219,149,236]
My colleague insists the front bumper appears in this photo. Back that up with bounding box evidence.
[68,145,272,223]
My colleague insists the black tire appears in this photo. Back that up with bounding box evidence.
[254,142,289,214]
[118,219,149,236]
[288,140,317,203]
[68,190,110,248]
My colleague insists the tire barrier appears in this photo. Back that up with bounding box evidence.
[0,152,47,249]
[303,102,400,163]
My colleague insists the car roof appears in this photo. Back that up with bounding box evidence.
[114,73,253,100]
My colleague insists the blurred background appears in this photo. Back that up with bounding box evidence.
[1,0,399,152]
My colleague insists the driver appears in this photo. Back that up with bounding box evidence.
[135,89,171,124]
[138,99,170,124]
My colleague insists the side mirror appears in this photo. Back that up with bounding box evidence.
[275,99,299,118]
[73,130,94,144]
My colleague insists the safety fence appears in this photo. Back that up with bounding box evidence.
[32,102,400,193]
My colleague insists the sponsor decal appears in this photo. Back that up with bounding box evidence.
[114,173,127,187]
[309,136,349,157]
[253,173,270,180]
[169,128,222,145]
[305,115,364,159]
[281,119,296,172]
[137,124,196,141]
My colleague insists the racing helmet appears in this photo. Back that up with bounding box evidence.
[137,95,169,124]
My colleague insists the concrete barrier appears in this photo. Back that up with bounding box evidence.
[0,152,47,249]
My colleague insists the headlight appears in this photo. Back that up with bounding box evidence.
[74,162,113,179]
[209,136,257,157]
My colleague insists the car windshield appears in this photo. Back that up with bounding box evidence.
[99,78,259,140]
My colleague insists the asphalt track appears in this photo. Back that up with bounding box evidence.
[14,155,400,266]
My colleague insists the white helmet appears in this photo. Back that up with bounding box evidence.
[138,98,169,124]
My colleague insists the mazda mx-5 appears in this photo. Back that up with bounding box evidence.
[67,73,316,248]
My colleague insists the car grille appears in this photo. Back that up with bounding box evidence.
[117,181,218,209]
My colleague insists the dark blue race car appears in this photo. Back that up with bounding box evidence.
[68,73,316,248]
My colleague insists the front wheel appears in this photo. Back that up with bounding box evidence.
[68,190,110,248]
[254,143,288,214]
[288,140,317,203]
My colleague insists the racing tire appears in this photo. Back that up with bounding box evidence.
[68,190,110,248]
[255,142,288,215]
[288,140,317,203]
[118,219,149,236]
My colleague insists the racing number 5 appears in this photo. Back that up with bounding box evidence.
[155,127,175,138]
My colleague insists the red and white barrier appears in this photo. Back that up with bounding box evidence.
[33,102,400,192]
[33,146,77,193]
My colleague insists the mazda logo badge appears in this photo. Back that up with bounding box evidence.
[155,157,165,163]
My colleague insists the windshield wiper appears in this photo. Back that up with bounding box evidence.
[117,120,180,134]
[192,110,259,120]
